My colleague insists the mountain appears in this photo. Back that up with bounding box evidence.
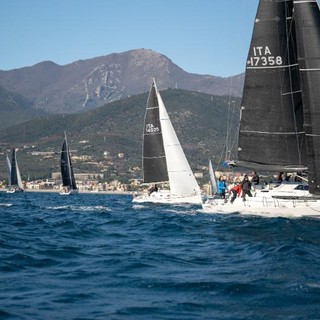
[0,49,244,115]
[0,89,240,181]
[0,84,47,129]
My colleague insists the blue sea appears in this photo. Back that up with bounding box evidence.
[0,192,319,320]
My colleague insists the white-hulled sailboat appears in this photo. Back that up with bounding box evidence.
[6,149,24,193]
[132,79,201,205]
[60,132,78,195]
[203,0,320,218]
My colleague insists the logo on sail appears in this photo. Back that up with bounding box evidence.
[146,124,159,133]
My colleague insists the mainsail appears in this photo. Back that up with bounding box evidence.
[10,149,23,189]
[60,133,77,191]
[142,81,169,184]
[237,0,306,171]
[294,0,320,195]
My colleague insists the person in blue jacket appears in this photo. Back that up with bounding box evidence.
[217,176,227,199]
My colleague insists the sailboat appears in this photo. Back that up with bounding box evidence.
[6,149,24,193]
[132,79,202,204]
[203,0,320,218]
[60,132,78,195]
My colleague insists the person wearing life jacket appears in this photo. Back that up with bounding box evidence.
[148,184,158,196]
[251,171,260,185]
[277,172,283,183]
[229,182,241,204]
[241,174,252,201]
[217,176,227,199]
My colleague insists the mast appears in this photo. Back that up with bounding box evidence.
[294,0,320,194]
[237,0,306,171]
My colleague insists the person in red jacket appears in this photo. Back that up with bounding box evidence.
[229,182,241,204]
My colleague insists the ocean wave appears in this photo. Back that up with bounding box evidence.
[45,205,111,212]
[0,203,13,207]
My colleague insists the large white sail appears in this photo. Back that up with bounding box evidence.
[5,153,11,187]
[209,160,218,195]
[156,83,200,197]
[16,164,23,190]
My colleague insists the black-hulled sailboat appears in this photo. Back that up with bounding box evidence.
[60,132,78,195]
[132,79,201,204]
[203,0,320,218]
[6,149,24,193]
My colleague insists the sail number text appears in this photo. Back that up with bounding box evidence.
[247,46,283,67]
[146,124,159,133]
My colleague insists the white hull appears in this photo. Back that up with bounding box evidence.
[6,188,24,194]
[59,189,78,196]
[132,191,202,205]
[202,196,320,219]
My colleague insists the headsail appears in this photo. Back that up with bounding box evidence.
[60,133,77,190]
[157,81,200,196]
[209,160,218,195]
[237,0,306,171]
[5,153,11,187]
[142,80,169,184]
[294,0,320,195]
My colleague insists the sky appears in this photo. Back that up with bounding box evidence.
[0,0,317,77]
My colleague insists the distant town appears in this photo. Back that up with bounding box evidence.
[0,144,215,195]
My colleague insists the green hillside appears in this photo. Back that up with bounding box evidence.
[0,85,47,130]
[0,89,240,182]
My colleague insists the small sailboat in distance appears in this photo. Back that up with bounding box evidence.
[132,79,201,205]
[60,132,78,195]
[6,149,24,193]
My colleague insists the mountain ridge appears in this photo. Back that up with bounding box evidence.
[0,49,244,115]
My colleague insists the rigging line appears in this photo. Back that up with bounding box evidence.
[225,76,233,160]
[274,1,302,166]
[215,0,248,171]
[287,2,304,165]
[241,130,305,135]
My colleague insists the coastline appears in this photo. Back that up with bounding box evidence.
[0,188,133,196]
